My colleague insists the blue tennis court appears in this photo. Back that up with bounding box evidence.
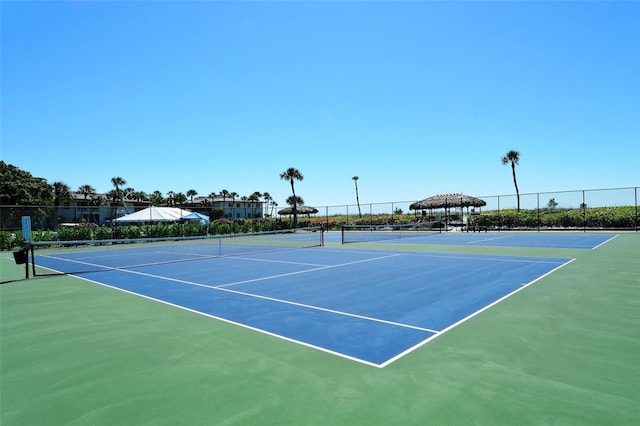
[335,231,617,249]
[38,243,573,367]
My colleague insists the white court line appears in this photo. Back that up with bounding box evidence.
[321,248,568,265]
[216,253,403,288]
[463,234,518,245]
[67,273,385,368]
[94,253,439,336]
[379,257,577,367]
[46,248,576,368]
[592,234,618,250]
[229,256,329,268]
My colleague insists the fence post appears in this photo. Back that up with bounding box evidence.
[635,187,638,232]
[537,193,540,232]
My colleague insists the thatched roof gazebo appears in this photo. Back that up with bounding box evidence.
[277,205,319,216]
[410,193,487,211]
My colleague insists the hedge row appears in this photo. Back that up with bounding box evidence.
[470,206,638,229]
[0,219,297,251]
[1,207,637,251]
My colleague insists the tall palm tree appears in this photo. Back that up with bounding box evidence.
[110,177,126,202]
[249,191,262,218]
[110,176,126,217]
[186,189,198,203]
[262,192,271,217]
[51,182,71,207]
[220,189,229,218]
[122,187,135,213]
[240,196,248,218]
[501,150,521,212]
[229,192,238,219]
[280,167,304,227]
[51,181,71,227]
[352,176,362,218]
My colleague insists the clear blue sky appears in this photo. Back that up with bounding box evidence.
[2,0,639,209]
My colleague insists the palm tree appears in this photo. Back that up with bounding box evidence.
[352,176,362,218]
[249,191,262,218]
[262,192,271,217]
[110,177,126,201]
[51,181,71,228]
[131,191,147,202]
[110,177,126,218]
[220,189,229,218]
[122,187,135,213]
[186,189,198,204]
[150,190,164,206]
[286,195,304,207]
[501,150,521,212]
[174,192,187,207]
[229,192,238,219]
[240,196,248,218]
[123,187,135,200]
[77,184,96,200]
[279,167,304,227]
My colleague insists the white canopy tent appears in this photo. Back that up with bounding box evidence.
[180,211,210,225]
[112,207,191,223]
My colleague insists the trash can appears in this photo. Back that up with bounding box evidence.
[13,249,28,265]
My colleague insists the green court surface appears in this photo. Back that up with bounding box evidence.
[1,233,638,425]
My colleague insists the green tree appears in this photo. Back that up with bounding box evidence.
[0,161,53,228]
[262,192,271,217]
[352,176,362,218]
[220,189,229,218]
[229,192,238,219]
[123,187,135,200]
[501,150,521,212]
[249,191,262,218]
[174,192,187,206]
[150,190,164,206]
[51,181,71,228]
[110,176,126,218]
[241,195,248,218]
[286,195,304,207]
[51,181,71,207]
[131,191,148,202]
[279,167,304,227]
[77,184,96,200]
[186,189,198,203]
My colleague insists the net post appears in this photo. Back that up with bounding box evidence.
[21,216,32,279]
[25,244,30,279]
[30,243,37,277]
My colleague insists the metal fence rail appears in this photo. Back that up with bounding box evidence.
[1,186,638,231]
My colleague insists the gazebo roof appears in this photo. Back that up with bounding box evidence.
[410,193,487,210]
[277,205,319,215]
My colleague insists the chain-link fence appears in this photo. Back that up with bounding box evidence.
[1,186,638,232]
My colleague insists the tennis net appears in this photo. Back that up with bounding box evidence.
[341,222,441,244]
[30,226,324,276]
